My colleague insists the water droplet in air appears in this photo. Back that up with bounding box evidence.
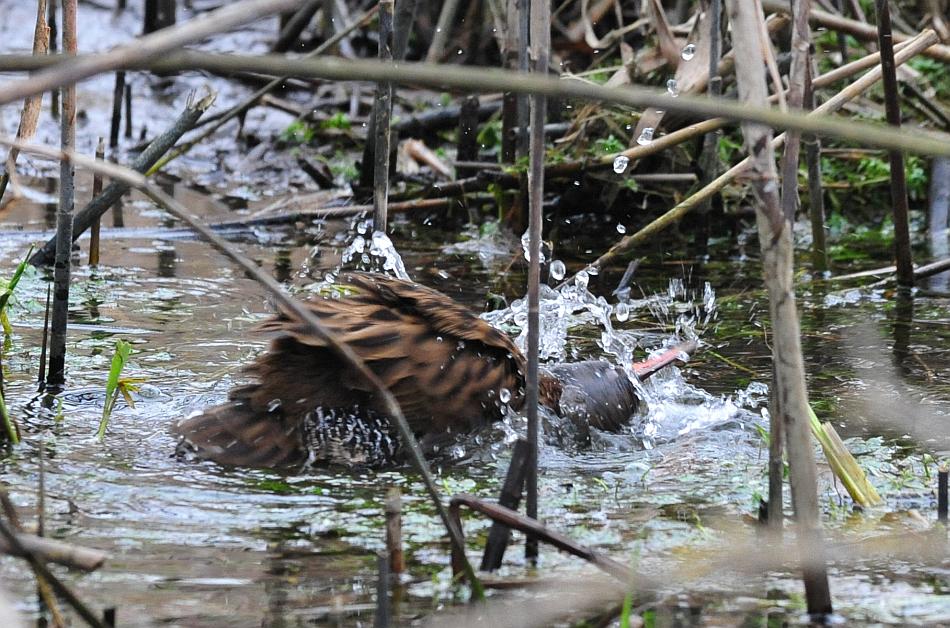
[613,155,629,173]
[681,43,696,60]
[549,259,566,280]
[637,127,655,146]
[356,220,368,235]
[576,270,590,291]
[616,223,626,234]
[499,388,511,403]
[267,399,282,412]
[616,302,630,322]
[520,230,546,263]
[666,78,679,97]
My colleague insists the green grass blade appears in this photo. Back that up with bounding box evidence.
[0,244,34,314]
[0,387,19,444]
[98,340,133,440]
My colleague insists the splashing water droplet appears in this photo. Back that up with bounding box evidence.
[549,259,566,280]
[637,127,654,146]
[681,43,696,60]
[356,220,369,235]
[576,270,590,291]
[615,302,630,322]
[520,230,546,263]
[616,223,626,234]
[613,155,629,174]
[499,388,511,404]
[666,78,679,97]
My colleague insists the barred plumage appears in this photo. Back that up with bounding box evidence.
[174,272,695,469]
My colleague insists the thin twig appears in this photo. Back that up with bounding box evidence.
[47,0,78,387]
[524,0,550,565]
[2,48,948,157]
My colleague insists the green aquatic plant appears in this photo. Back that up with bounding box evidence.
[97,339,137,440]
[320,112,351,131]
[279,120,315,144]
[592,134,625,155]
[0,387,19,444]
[0,245,34,336]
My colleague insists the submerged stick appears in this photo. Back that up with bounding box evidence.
[450,494,632,582]
[939,467,948,523]
[384,487,403,575]
[726,0,832,614]
[374,551,390,628]
[89,138,104,266]
[481,438,530,571]
[109,72,125,149]
[874,0,914,288]
[48,0,77,387]
[524,0,550,565]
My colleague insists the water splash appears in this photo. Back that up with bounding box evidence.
[636,127,655,146]
[613,155,630,173]
[339,222,410,281]
[442,223,515,269]
[520,229,546,263]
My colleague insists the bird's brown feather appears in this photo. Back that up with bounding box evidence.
[175,273,526,467]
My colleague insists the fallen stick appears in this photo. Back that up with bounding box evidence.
[0,531,107,571]
[449,494,632,582]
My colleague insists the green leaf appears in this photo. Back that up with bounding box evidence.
[98,340,134,440]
